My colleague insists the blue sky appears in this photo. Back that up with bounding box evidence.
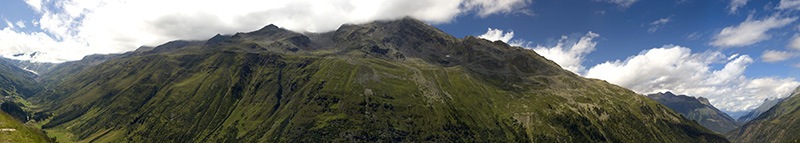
[439,0,797,77]
[1,0,800,117]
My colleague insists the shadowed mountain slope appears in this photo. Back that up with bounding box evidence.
[736,98,782,124]
[647,92,739,133]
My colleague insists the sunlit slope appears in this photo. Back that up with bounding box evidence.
[0,110,52,143]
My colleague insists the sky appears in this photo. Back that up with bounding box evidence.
[1,0,800,117]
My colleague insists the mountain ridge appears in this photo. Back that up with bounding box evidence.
[31,17,727,142]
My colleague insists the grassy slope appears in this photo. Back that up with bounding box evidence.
[0,105,52,142]
[0,58,52,143]
[36,19,727,142]
[728,87,800,143]
[39,50,725,142]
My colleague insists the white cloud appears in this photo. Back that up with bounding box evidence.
[711,15,797,47]
[728,0,749,14]
[585,45,800,112]
[598,0,639,8]
[687,32,702,40]
[478,28,514,42]
[761,50,796,62]
[464,0,532,17]
[4,19,14,29]
[790,35,800,50]
[0,28,87,62]
[648,17,671,33]
[778,0,800,10]
[15,21,26,28]
[651,17,671,25]
[23,0,43,12]
[2,0,531,63]
[531,32,599,73]
[476,28,599,74]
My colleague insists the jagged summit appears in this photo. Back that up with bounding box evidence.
[248,24,289,35]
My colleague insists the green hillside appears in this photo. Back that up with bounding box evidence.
[728,86,800,143]
[0,58,40,99]
[0,110,53,143]
[0,59,53,142]
[34,18,727,142]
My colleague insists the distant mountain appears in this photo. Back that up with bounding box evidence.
[728,86,800,143]
[0,58,41,98]
[0,57,59,75]
[33,18,727,142]
[647,92,739,133]
[736,98,783,124]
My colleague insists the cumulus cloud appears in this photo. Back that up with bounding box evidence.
[531,32,600,73]
[778,0,800,10]
[0,28,87,62]
[478,28,514,42]
[648,17,671,33]
[2,0,531,63]
[728,0,749,14]
[597,0,639,8]
[790,35,800,50]
[761,50,796,62]
[711,15,797,48]
[23,0,43,12]
[585,45,799,112]
[477,28,599,73]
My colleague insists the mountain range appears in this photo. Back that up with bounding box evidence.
[3,18,728,142]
